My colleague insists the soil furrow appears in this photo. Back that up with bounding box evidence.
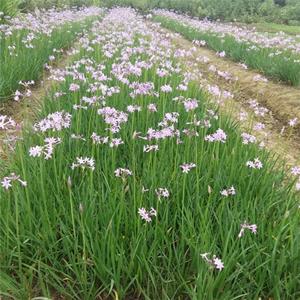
[0,44,80,160]
[159,27,300,166]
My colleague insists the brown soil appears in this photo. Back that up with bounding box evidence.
[2,24,300,169]
[161,28,300,167]
[0,46,78,160]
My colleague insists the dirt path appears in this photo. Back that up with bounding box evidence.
[2,22,300,168]
[0,45,79,160]
[159,27,300,167]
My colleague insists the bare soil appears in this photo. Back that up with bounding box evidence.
[161,28,300,167]
[2,26,300,169]
[0,46,78,160]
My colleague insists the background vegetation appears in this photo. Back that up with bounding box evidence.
[102,0,300,24]
[19,0,101,11]
[0,0,100,19]
[1,0,300,25]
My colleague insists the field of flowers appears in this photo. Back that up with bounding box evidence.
[0,6,299,300]
[0,6,103,101]
[153,9,300,86]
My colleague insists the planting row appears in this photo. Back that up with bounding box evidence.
[0,8,299,300]
[153,10,300,86]
[0,6,104,101]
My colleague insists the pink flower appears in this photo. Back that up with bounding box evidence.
[205,128,227,143]
[213,257,224,270]
[29,137,61,159]
[138,207,157,222]
[291,166,300,176]
[127,105,141,113]
[71,157,95,171]
[177,84,187,91]
[0,115,16,130]
[253,122,265,131]
[180,163,196,173]
[239,111,248,121]
[217,51,226,57]
[238,222,257,238]
[241,133,256,145]
[114,168,132,178]
[156,68,168,77]
[69,83,80,92]
[246,158,263,169]
[155,187,170,199]
[147,103,157,112]
[183,99,198,112]
[288,118,298,127]
[1,173,27,190]
[14,90,22,101]
[91,133,109,145]
[201,253,224,271]
[33,111,71,132]
[193,39,206,46]
[220,186,236,197]
[109,138,124,148]
[138,208,151,222]
[160,84,172,93]
[97,107,128,133]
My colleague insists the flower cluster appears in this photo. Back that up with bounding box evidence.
[29,137,61,159]
[180,163,196,174]
[0,115,16,130]
[205,128,227,143]
[97,107,128,133]
[114,168,132,178]
[138,207,157,222]
[238,222,257,238]
[220,186,236,197]
[201,253,224,271]
[288,118,298,127]
[33,111,72,132]
[71,157,95,171]
[246,158,263,169]
[91,133,109,145]
[183,99,198,112]
[1,173,27,190]
[154,9,300,57]
[291,166,300,176]
[241,133,256,145]
[155,188,170,199]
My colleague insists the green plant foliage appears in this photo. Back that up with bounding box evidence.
[101,0,300,24]
[0,15,101,100]
[0,0,22,19]
[154,15,300,86]
[19,0,101,11]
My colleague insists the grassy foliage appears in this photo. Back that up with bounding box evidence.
[0,14,101,101]
[101,0,300,23]
[154,15,300,86]
[20,0,101,11]
[254,22,300,35]
[0,0,22,19]
[0,9,299,299]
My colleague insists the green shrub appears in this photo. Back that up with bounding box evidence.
[100,0,300,25]
[19,0,101,11]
